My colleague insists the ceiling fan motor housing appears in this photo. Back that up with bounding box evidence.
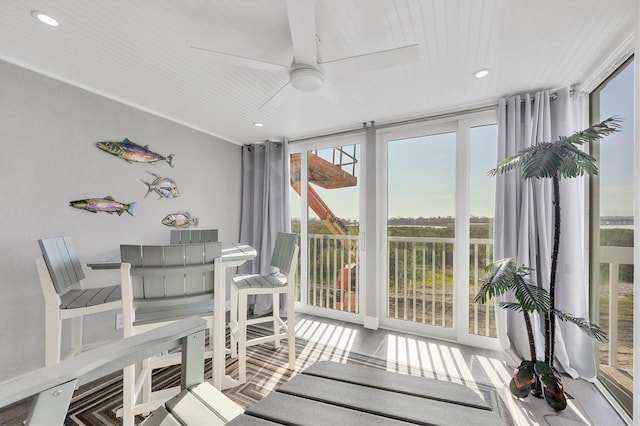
[290,64,324,91]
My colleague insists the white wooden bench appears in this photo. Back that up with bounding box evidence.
[226,361,505,425]
[143,361,504,426]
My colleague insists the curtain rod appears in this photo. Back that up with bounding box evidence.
[288,89,560,144]
[518,92,558,102]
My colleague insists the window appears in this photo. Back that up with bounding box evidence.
[379,112,499,348]
[589,56,634,418]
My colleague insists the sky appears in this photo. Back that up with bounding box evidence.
[598,59,635,217]
[291,58,634,222]
[291,124,497,221]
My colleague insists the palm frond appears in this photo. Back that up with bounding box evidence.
[520,143,562,179]
[497,301,525,312]
[553,309,608,342]
[488,117,621,180]
[562,117,622,146]
[515,264,534,277]
[474,259,518,303]
[557,144,598,177]
[488,155,521,177]
[512,282,551,313]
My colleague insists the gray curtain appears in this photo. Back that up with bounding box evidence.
[494,88,596,379]
[238,140,291,316]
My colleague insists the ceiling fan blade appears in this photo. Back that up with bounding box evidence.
[258,81,293,110]
[285,0,317,65]
[191,46,289,72]
[320,44,420,77]
[319,79,360,107]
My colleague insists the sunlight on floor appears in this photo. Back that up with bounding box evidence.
[295,317,357,363]
[384,333,513,388]
[291,315,622,425]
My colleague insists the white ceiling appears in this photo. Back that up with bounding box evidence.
[0,0,636,145]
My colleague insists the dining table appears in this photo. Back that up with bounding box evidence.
[87,242,257,390]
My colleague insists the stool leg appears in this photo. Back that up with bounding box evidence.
[122,363,136,426]
[229,283,238,358]
[272,293,281,349]
[45,315,62,366]
[238,289,248,384]
[142,358,152,408]
[70,316,83,357]
[286,292,296,371]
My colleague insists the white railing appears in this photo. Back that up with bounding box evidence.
[307,233,360,312]
[303,233,495,336]
[300,234,633,349]
[598,245,634,368]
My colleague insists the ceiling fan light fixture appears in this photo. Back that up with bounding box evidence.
[290,66,324,91]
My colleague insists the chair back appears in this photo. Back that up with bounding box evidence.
[169,229,218,244]
[270,232,298,275]
[38,236,85,294]
[120,242,221,308]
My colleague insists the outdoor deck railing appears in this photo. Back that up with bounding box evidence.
[303,233,496,337]
[299,233,633,382]
[598,245,634,369]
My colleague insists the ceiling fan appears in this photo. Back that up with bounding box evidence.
[192,0,419,110]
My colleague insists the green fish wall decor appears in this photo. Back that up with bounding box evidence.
[69,196,136,216]
[96,138,174,167]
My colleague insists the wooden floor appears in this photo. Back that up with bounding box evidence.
[294,312,626,426]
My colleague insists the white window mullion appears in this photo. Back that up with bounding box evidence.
[455,120,471,343]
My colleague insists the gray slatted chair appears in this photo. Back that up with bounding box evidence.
[119,242,223,426]
[170,229,218,244]
[229,232,299,384]
[37,236,122,366]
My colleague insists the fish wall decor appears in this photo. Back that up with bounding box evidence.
[141,171,180,199]
[96,138,174,167]
[69,196,136,216]
[161,211,198,228]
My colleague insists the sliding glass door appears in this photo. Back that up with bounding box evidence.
[590,56,635,418]
[379,113,499,347]
[290,135,362,318]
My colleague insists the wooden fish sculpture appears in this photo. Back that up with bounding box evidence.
[69,196,136,216]
[141,171,180,199]
[97,138,174,167]
[162,211,198,228]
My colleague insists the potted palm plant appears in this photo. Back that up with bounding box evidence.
[476,116,619,410]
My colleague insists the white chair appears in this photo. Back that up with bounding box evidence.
[118,242,222,426]
[37,236,122,366]
[169,228,218,244]
[229,232,299,384]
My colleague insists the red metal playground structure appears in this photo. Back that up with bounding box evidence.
[290,146,358,312]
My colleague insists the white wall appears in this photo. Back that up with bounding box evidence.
[0,60,242,380]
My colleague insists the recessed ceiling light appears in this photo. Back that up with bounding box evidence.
[32,10,59,27]
[253,122,264,127]
[474,69,489,78]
